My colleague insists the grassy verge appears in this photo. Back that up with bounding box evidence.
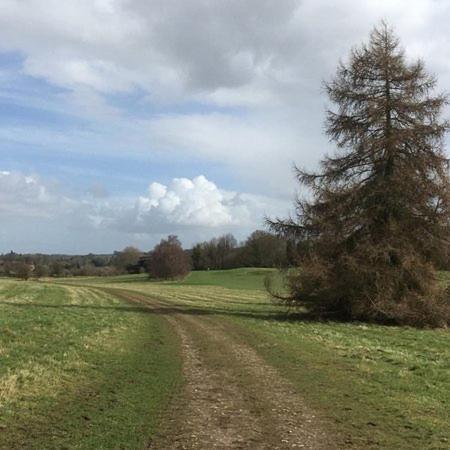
[0,280,181,449]
[67,269,450,449]
[224,316,449,449]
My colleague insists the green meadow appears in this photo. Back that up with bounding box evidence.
[1,269,449,448]
[0,280,181,449]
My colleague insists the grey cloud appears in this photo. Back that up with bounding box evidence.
[4,0,449,102]
[2,1,449,122]
[0,170,73,218]
[87,183,109,199]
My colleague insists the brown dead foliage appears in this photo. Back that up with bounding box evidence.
[269,23,450,327]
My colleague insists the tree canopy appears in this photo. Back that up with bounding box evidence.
[147,235,191,280]
[269,23,450,327]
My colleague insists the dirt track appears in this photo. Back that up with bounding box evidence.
[111,290,334,450]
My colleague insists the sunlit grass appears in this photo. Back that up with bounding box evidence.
[59,267,274,291]
[9,269,449,449]
[65,269,450,449]
[0,280,181,449]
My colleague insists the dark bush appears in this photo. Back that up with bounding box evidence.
[147,235,191,280]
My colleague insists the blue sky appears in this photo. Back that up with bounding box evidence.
[1,51,236,193]
[1,0,449,253]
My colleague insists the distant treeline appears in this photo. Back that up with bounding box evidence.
[0,230,302,280]
[0,252,118,279]
[190,231,297,270]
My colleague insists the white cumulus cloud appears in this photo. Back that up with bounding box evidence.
[0,170,290,252]
[113,175,263,233]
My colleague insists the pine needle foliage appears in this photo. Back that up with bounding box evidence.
[269,23,450,327]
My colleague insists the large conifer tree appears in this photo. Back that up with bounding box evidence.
[270,23,450,326]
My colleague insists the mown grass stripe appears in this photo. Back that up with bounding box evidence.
[0,281,182,449]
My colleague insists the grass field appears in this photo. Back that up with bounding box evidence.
[66,269,450,449]
[0,280,181,449]
[60,267,272,291]
[1,269,449,449]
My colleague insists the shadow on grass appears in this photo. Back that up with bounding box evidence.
[0,296,318,324]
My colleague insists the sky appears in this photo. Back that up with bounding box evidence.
[1,0,450,254]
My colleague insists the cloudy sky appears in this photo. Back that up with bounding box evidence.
[1,0,449,253]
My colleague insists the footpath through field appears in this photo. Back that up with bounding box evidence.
[108,289,333,450]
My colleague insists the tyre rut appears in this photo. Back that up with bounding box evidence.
[108,289,334,449]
